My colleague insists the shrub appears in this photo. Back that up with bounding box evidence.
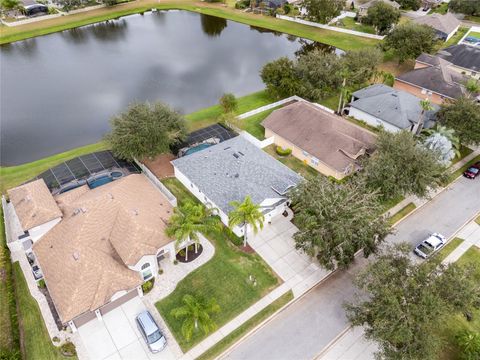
[173,259,179,265]
[141,278,155,294]
[276,146,292,156]
[456,330,480,360]
[158,269,164,275]
[37,279,46,289]
[235,0,249,9]
[283,3,291,13]
[60,341,77,357]
[178,249,186,257]
[219,93,238,114]
[52,336,60,343]
[276,7,285,15]
[382,71,395,87]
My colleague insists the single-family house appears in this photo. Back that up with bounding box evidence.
[436,44,480,79]
[7,174,176,331]
[394,56,468,104]
[412,12,460,41]
[262,101,377,180]
[171,136,302,237]
[348,84,439,133]
[358,0,400,17]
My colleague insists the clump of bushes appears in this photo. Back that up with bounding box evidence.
[60,341,77,357]
[158,269,164,275]
[276,146,292,156]
[38,279,46,289]
[456,330,480,360]
[141,278,155,294]
[235,0,250,9]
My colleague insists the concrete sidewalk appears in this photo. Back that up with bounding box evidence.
[443,218,480,264]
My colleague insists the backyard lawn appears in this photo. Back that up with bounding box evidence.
[236,108,278,140]
[156,178,280,351]
[264,144,321,179]
[12,263,73,360]
[437,246,480,360]
[336,17,376,35]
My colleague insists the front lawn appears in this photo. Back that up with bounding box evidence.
[437,246,480,360]
[436,237,464,262]
[12,263,73,359]
[263,144,321,179]
[156,179,279,352]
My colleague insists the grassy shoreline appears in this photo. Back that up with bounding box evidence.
[0,0,379,49]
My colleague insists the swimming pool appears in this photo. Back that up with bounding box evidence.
[88,175,114,189]
[184,143,213,156]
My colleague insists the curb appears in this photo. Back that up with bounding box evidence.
[313,325,352,360]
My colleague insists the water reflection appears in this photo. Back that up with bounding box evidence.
[200,14,227,37]
[294,39,338,57]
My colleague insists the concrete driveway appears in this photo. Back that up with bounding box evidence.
[78,297,175,360]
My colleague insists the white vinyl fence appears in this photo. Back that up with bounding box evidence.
[134,159,177,207]
[275,15,385,40]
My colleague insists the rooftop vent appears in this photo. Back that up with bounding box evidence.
[238,151,245,156]
[81,207,87,213]
[108,193,114,199]
[133,209,139,216]
[72,252,80,261]
[224,146,231,151]
[233,153,239,159]
[73,208,81,216]
[234,173,239,178]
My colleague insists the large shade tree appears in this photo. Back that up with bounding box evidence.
[362,1,401,35]
[228,196,264,247]
[345,243,480,360]
[302,0,344,24]
[437,97,480,145]
[384,23,435,63]
[105,101,187,160]
[165,201,221,261]
[170,294,221,341]
[292,177,391,270]
[342,47,383,87]
[362,130,447,201]
[260,57,301,99]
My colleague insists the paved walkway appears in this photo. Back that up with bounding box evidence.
[444,218,480,264]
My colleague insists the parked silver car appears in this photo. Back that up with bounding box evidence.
[136,311,167,353]
[414,233,446,259]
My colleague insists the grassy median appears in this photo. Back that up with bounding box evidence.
[0,0,380,50]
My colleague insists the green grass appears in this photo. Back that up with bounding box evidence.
[434,27,469,51]
[388,202,416,225]
[336,17,376,35]
[196,290,293,360]
[185,90,274,131]
[161,178,200,205]
[430,3,448,14]
[465,15,480,24]
[263,144,321,179]
[156,178,279,352]
[318,93,340,112]
[0,0,380,50]
[237,108,278,140]
[447,155,480,184]
[450,145,473,166]
[475,215,480,225]
[0,209,20,359]
[435,237,464,262]
[437,246,480,360]
[0,142,108,194]
[12,263,73,359]
[380,195,406,213]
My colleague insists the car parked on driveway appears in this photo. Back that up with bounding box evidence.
[414,233,446,259]
[136,310,167,353]
[463,162,480,179]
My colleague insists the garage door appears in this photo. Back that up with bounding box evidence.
[100,289,138,316]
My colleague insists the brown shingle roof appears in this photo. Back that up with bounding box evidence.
[33,174,173,323]
[262,102,377,173]
[7,179,62,231]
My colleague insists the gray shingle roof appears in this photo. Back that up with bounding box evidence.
[171,136,302,215]
[396,65,467,99]
[413,13,460,36]
[437,44,480,73]
[350,84,439,129]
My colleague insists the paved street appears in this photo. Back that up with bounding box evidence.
[222,176,480,360]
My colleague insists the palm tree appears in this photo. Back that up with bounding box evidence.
[416,98,434,135]
[422,124,461,158]
[165,201,220,261]
[170,294,220,341]
[228,196,264,247]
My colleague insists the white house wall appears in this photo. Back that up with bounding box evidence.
[349,107,402,133]
[29,217,61,243]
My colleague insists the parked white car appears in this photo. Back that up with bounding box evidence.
[414,233,446,259]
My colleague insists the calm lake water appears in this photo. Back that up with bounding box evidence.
[0,11,331,166]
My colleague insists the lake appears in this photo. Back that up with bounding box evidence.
[0,10,331,165]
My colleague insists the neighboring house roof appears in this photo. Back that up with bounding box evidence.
[359,0,400,9]
[171,136,302,215]
[436,44,480,73]
[262,101,377,173]
[7,179,62,231]
[350,84,439,130]
[412,13,460,36]
[416,53,453,68]
[396,62,467,99]
[32,174,173,323]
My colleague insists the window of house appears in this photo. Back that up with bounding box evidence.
[141,263,152,280]
[302,150,310,157]
[311,157,319,166]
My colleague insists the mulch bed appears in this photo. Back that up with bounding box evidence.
[142,153,176,179]
[239,243,255,254]
[176,245,204,263]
